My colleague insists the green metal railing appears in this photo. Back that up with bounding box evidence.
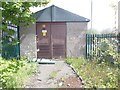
[117,33,120,53]
[86,34,119,59]
[2,25,20,59]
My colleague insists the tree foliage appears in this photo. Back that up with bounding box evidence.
[1,1,49,28]
[0,1,50,57]
[1,1,50,38]
[86,29,99,34]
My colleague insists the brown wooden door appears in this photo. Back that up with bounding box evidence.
[36,23,51,58]
[36,22,66,59]
[51,23,66,59]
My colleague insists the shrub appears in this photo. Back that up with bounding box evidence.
[94,38,119,64]
[66,35,119,88]
[0,57,37,88]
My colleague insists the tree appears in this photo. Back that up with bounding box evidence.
[0,1,50,58]
[86,29,99,34]
[1,1,49,30]
[1,1,50,37]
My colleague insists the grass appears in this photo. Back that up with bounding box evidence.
[66,57,119,88]
[49,71,58,79]
[12,62,37,88]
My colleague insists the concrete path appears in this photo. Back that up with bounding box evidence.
[25,61,82,88]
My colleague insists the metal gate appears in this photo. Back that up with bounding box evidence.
[36,22,66,59]
[2,24,20,59]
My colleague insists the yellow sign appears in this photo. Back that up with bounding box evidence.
[42,30,47,37]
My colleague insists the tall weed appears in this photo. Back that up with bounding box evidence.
[66,57,119,88]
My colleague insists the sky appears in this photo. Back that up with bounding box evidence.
[30,0,120,32]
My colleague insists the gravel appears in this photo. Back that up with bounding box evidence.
[25,60,82,88]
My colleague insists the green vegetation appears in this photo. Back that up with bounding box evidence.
[49,71,58,79]
[1,1,50,58]
[93,38,119,64]
[1,1,50,44]
[0,57,37,88]
[1,1,50,34]
[66,57,119,88]
[66,38,120,88]
[86,29,99,34]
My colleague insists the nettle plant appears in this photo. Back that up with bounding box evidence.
[95,38,119,64]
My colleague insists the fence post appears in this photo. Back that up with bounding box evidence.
[17,26,20,59]
[86,34,88,59]
[118,33,120,53]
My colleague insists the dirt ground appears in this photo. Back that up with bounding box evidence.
[25,61,83,88]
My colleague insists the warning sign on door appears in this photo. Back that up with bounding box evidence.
[42,30,47,37]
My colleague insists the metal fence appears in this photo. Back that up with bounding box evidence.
[2,24,20,59]
[86,34,119,59]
